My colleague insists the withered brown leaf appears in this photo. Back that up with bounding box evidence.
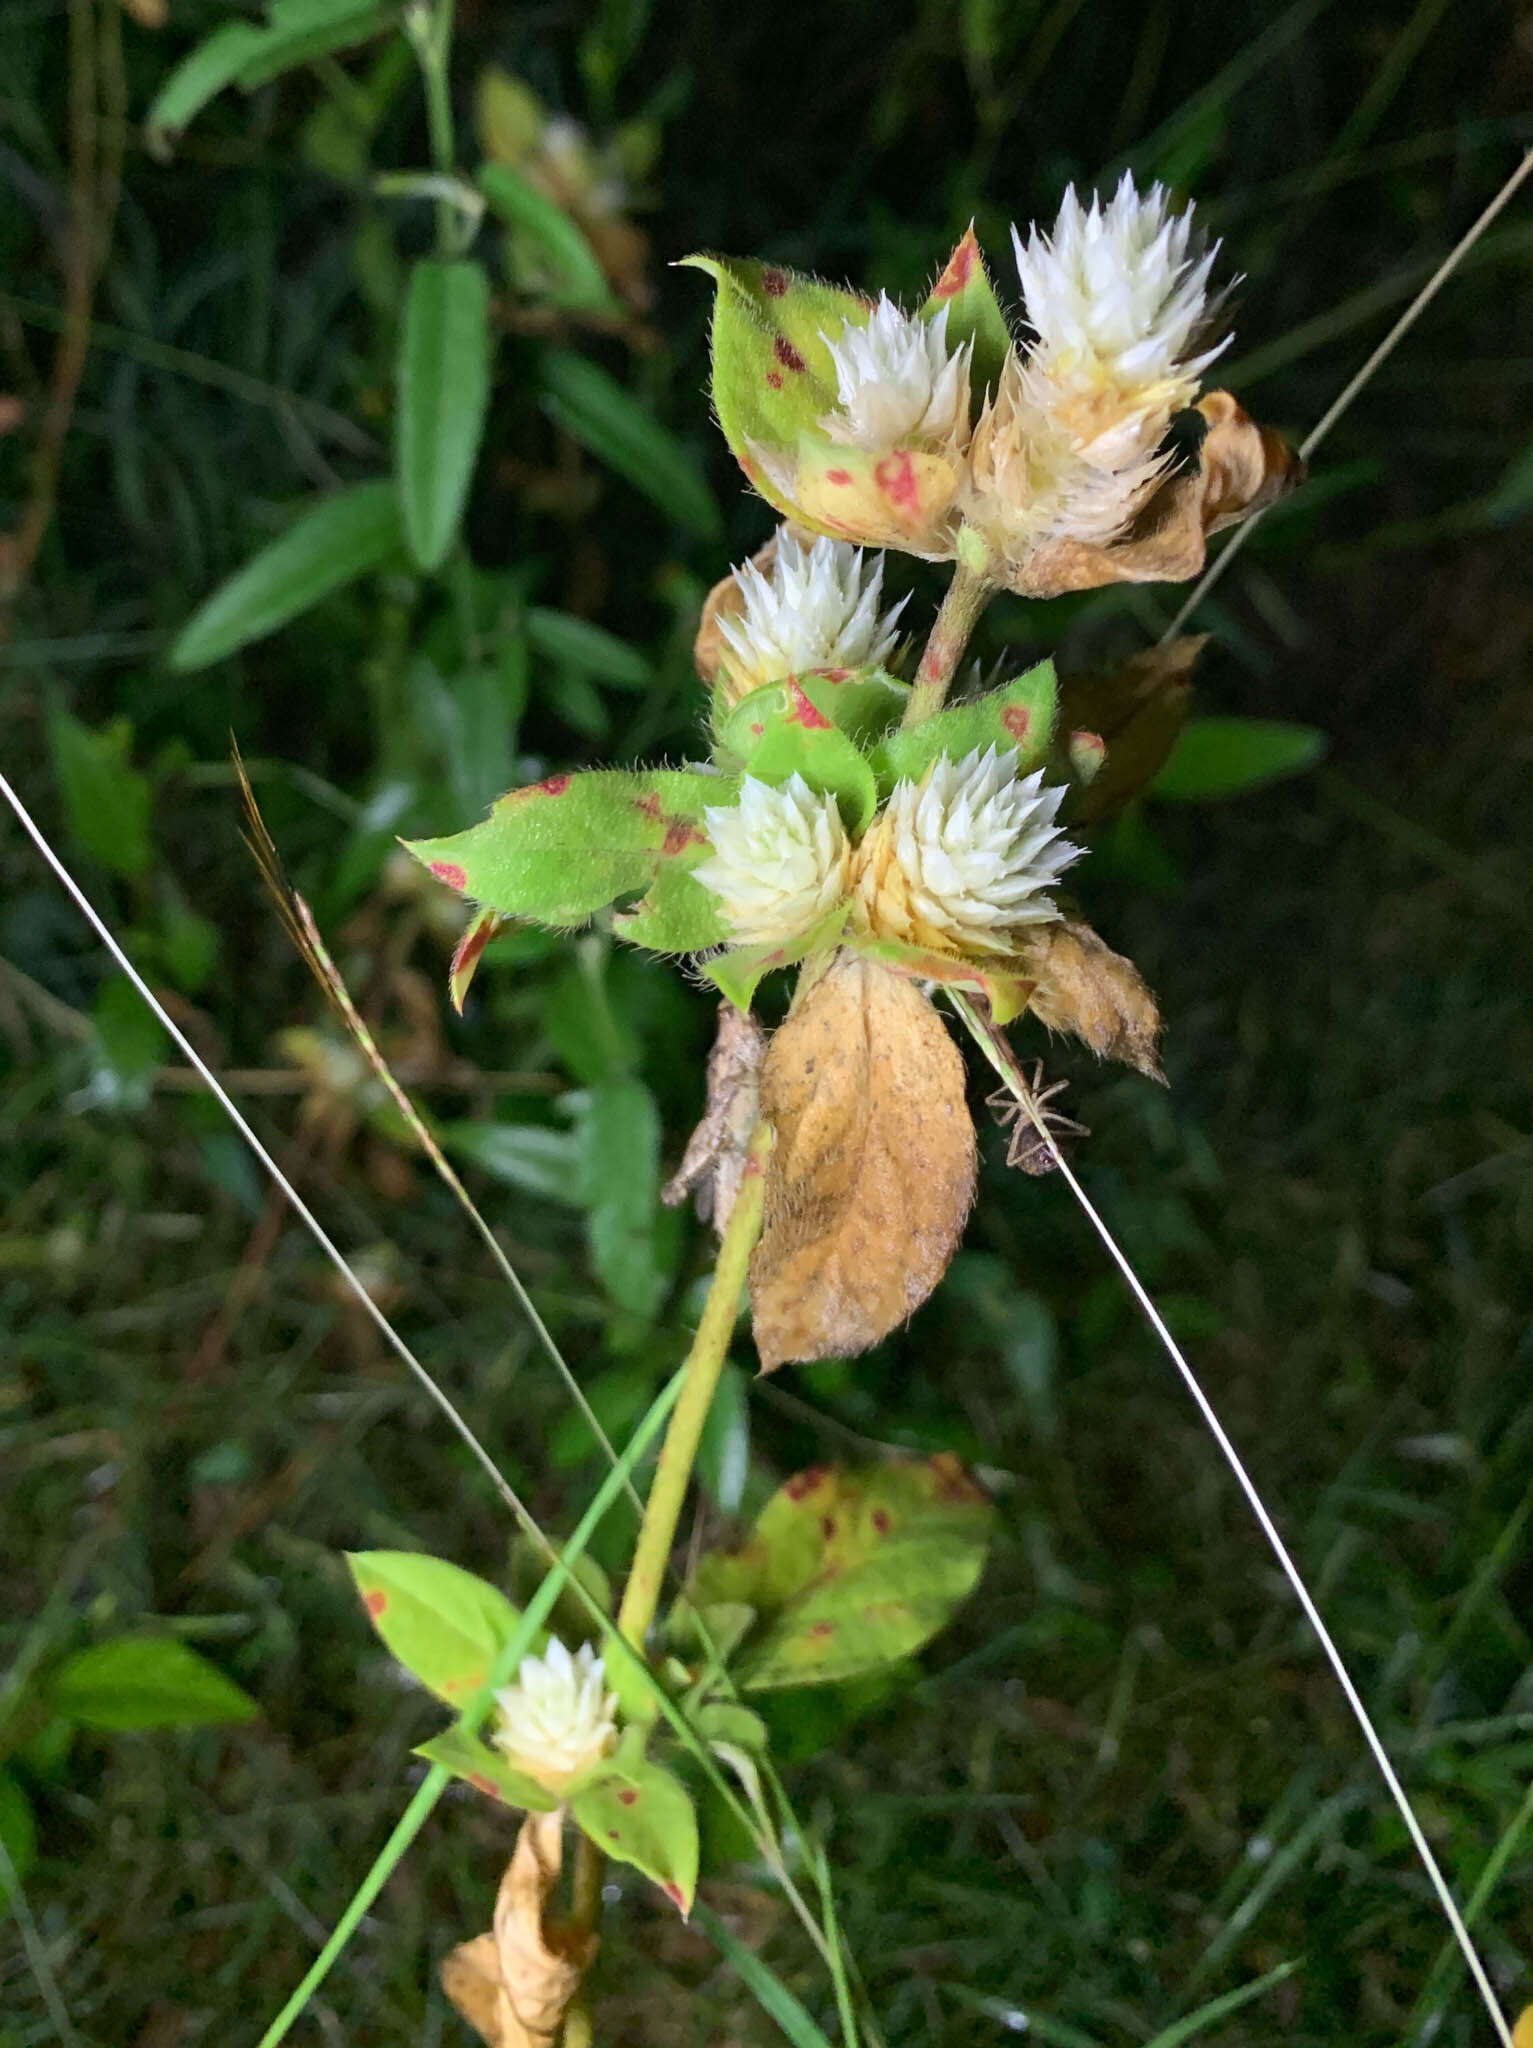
[663,1000,766,1233]
[750,951,977,1369]
[1010,391,1301,598]
[1056,635,1206,824]
[440,1810,597,2048]
[1019,920,1165,1081]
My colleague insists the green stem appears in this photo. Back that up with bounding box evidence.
[405,0,457,255]
[902,555,995,728]
[564,1123,771,2025]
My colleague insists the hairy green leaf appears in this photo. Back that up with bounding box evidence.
[717,676,882,831]
[571,1753,699,1911]
[348,1552,521,1705]
[873,659,1057,787]
[923,225,1013,404]
[397,260,492,573]
[169,479,402,671]
[413,1726,558,1813]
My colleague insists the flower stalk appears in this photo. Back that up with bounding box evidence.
[903,555,995,727]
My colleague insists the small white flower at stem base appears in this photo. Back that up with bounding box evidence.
[492,1639,618,1791]
[820,296,973,454]
[853,746,1080,956]
[714,534,906,697]
[694,774,852,948]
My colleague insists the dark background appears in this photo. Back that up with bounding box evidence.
[3,1,1533,2041]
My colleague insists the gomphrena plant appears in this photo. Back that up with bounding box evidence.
[367,181,1305,2041]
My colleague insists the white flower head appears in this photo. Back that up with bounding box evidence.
[1014,175,1227,396]
[694,774,852,947]
[715,534,906,695]
[854,746,1079,955]
[821,295,973,453]
[492,1638,617,1790]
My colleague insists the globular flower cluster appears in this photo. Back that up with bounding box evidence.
[822,295,974,454]
[491,1638,617,1791]
[713,533,905,700]
[694,741,1080,959]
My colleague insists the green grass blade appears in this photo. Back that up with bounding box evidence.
[255,1358,689,2048]
[1143,1961,1301,2048]
[690,1899,838,2048]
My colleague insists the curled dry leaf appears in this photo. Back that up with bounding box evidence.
[1056,635,1206,824]
[1009,391,1301,598]
[750,950,977,1368]
[440,1809,597,2048]
[663,1001,767,1233]
[1018,919,1164,1080]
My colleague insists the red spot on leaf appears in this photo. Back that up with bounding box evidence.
[785,1465,830,1501]
[429,861,467,892]
[874,450,920,514]
[750,721,765,738]
[364,1589,387,1617]
[468,1774,500,1801]
[932,230,978,300]
[785,680,831,730]
[825,468,853,487]
[762,267,789,298]
[817,666,851,683]
[809,1621,836,1640]
[607,1828,621,1842]
[536,773,571,797]
[821,1516,837,1540]
[763,948,784,965]
[872,1508,892,1535]
[662,819,706,856]
[633,792,664,819]
[663,1883,686,1910]
[765,370,783,390]
[739,452,761,483]
[773,335,807,374]
[1002,705,1032,743]
[930,1452,987,1502]
[618,1788,639,1806]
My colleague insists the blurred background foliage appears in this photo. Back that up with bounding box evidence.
[3,0,1533,2042]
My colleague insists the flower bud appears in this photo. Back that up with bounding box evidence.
[491,1639,618,1791]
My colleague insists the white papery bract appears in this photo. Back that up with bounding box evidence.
[491,1639,617,1789]
[854,746,1079,954]
[694,774,852,947]
[821,296,973,453]
[715,534,906,695]
[1013,174,1226,423]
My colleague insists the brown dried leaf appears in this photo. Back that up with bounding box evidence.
[1055,635,1206,823]
[1020,920,1164,1080]
[662,1001,766,1232]
[1012,392,1302,598]
[750,951,976,1369]
[440,1810,597,2048]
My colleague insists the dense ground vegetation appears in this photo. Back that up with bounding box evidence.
[4,1,1533,2042]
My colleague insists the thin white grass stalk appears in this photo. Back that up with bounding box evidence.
[950,991,1514,2048]
[1160,146,1533,645]
[0,1837,80,2048]
[0,768,535,1536]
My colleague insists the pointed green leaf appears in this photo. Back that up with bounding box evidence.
[50,1636,258,1729]
[169,479,402,671]
[143,21,266,156]
[235,2,390,88]
[348,1551,521,1705]
[541,351,722,541]
[681,255,868,506]
[613,864,728,954]
[716,676,879,832]
[571,1755,699,1912]
[0,1771,37,1906]
[923,225,1013,404]
[479,164,614,309]
[692,1458,994,1691]
[397,260,492,574]
[48,710,153,879]
[405,768,730,925]
[413,1726,558,1812]
[1150,717,1327,801]
[873,659,1057,787]
[526,608,652,689]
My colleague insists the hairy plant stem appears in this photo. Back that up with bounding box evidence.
[405,0,457,256]
[563,1124,771,2035]
[901,554,995,727]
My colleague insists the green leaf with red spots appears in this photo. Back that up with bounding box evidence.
[713,664,905,761]
[680,254,868,511]
[414,1725,559,1813]
[571,1753,699,1913]
[613,863,728,954]
[448,908,511,1014]
[347,1551,521,1707]
[716,677,880,832]
[847,932,1036,1026]
[405,768,734,928]
[872,658,1056,789]
[923,225,1013,406]
[689,1458,994,1691]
